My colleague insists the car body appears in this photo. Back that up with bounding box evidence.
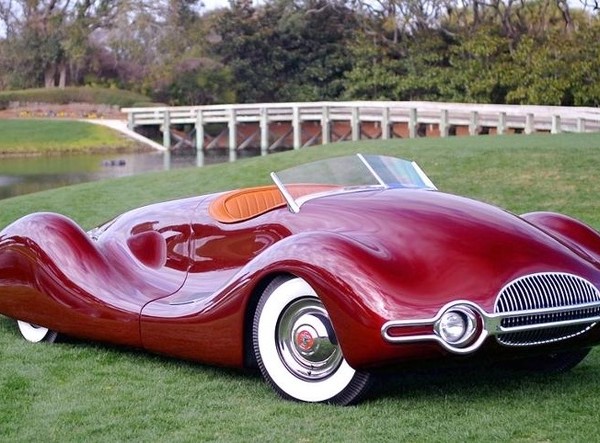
[1,154,600,405]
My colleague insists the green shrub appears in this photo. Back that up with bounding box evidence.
[0,87,152,107]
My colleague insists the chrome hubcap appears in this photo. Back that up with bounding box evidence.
[277,297,342,381]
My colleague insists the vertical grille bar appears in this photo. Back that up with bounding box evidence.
[494,273,600,346]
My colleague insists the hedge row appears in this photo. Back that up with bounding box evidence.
[0,87,152,108]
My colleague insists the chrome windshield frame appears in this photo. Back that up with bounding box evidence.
[270,171,300,213]
[411,161,437,190]
[357,153,387,187]
[271,153,435,213]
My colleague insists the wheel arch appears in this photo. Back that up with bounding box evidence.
[238,230,403,370]
[243,271,295,368]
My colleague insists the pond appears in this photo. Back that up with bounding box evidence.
[0,148,263,200]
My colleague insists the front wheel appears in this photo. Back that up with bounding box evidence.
[16,321,58,343]
[253,276,372,405]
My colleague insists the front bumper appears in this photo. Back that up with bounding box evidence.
[381,299,600,355]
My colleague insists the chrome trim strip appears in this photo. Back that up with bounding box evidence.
[487,301,600,330]
[357,153,387,187]
[411,161,437,190]
[381,300,600,354]
[270,171,300,213]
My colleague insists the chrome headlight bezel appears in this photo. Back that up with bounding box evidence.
[434,306,478,348]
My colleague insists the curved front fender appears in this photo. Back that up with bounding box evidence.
[236,231,431,369]
[522,212,600,266]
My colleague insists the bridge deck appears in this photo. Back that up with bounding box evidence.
[121,101,600,156]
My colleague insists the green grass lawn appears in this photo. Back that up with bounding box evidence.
[0,120,141,154]
[1,133,600,441]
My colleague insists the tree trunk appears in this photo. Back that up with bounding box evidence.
[58,61,67,89]
[44,65,56,88]
[556,0,574,34]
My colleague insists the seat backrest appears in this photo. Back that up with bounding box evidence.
[208,185,286,223]
[208,184,343,224]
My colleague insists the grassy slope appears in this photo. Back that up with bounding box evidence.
[0,120,140,154]
[1,133,600,441]
[0,132,598,230]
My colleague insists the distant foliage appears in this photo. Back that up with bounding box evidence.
[0,0,599,106]
[213,0,358,102]
[0,87,151,107]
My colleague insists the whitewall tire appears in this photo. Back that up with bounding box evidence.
[253,276,371,405]
[17,321,58,343]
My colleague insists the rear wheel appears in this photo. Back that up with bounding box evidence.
[16,321,58,343]
[253,276,372,405]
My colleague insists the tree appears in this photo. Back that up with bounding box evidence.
[213,0,360,102]
[0,0,123,88]
[342,35,405,100]
[444,26,511,103]
[504,23,600,106]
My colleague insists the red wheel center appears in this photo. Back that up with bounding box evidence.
[296,329,315,352]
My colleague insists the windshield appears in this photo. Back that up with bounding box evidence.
[270,154,436,212]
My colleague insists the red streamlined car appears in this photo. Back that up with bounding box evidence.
[1,154,600,405]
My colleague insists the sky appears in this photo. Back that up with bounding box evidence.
[202,0,230,9]
[201,0,266,11]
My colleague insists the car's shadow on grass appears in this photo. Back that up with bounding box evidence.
[3,316,599,406]
[365,355,600,404]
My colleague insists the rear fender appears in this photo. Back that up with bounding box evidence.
[0,212,140,344]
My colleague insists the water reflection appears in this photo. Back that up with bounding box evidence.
[0,148,264,200]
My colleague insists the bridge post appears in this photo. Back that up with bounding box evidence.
[382,107,390,139]
[293,106,301,149]
[260,107,269,155]
[163,150,171,171]
[409,108,417,138]
[195,110,204,151]
[439,109,449,137]
[551,115,561,134]
[322,106,330,144]
[497,112,506,135]
[229,108,237,162]
[525,113,534,134]
[162,110,171,148]
[351,107,360,141]
[469,111,479,136]
[127,111,135,130]
[195,110,204,166]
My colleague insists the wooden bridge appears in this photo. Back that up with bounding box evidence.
[122,101,600,159]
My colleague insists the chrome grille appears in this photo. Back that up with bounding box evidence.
[494,273,600,346]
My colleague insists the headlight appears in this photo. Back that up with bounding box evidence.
[435,306,478,347]
[439,312,467,343]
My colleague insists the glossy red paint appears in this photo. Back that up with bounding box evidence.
[1,182,600,373]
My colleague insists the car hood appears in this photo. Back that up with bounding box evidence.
[298,189,600,314]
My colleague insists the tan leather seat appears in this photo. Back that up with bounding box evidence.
[209,185,285,224]
[209,184,340,223]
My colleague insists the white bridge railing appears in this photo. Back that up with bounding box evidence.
[122,101,600,153]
